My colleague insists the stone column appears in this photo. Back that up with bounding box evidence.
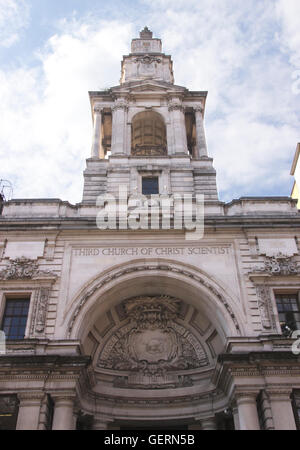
[236,393,260,430]
[16,392,45,430]
[194,105,208,158]
[91,107,104,159]
[111,99,128,155]
[52,394,76,430]
[267,390,296,430]
[201,416,218,430]
[168,100,188,155]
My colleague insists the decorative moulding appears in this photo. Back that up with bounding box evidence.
[248,253,300,280]
[0,257,57,281]
[97,295,209,389]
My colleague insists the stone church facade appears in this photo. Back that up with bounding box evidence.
[0,27,300,430]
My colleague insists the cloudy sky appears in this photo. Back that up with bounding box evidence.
[0,0,299,204]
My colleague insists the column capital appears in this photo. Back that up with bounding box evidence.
[93,106,103,115]
[51,391,76,403]
[266,388,293,400]
[168,100,183,112]
[112,99,129,112]
[235,391,259,403]
[194,104,204,114]
[17,391,45,404]
[200,416,217,430]
[93,416,113,430]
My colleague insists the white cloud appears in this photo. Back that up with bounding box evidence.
[141,0,300,198]
[276,0,300,65]
[0,0,30,47]
[0,2,299,204]
[0,19,134,203]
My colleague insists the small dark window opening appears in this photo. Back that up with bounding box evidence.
[0,395,19,430]
[292,391,300,430]
[76,411,94,430]
[256,391,266,430]
[215,411,234,430]
[275,293,300,333]
[1,298,30,340]
[45,395,54,430]
[0,193,4,215]
[142,177,159,195]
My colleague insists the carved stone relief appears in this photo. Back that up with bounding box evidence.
[0,257,57,280]
[246,253,298,331]
[255,285,276,330]
[131,145,167,156]
[97,296,209,389]
[33,287,51,334]
[68,263,240,336]
[250,253,300,276]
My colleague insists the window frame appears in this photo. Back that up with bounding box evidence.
[142,176,159,196]
[274,291,300,333]
[137,169,169,196]
[0,292,33,341]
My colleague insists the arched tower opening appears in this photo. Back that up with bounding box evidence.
[131,110,167,156]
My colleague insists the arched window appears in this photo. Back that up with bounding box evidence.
[131,111,167,156]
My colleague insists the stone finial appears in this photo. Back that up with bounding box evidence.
[140,26,153,39]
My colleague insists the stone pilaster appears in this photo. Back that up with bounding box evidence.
[194,105,208,158]
[16,392,45,430]
[267,389,296,430]
[232,405,240,430]
[168,100,188,155]
[111,99,128,155]
[91,107,104,159]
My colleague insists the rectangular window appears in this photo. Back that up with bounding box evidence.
[1,298,30,340]
[142,177,159,195]
[275,293,300,332]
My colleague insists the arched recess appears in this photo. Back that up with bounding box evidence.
[131,110,167,156]
[63,259,246,417]
[64,259,244,343]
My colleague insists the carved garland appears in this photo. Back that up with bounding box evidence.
[134,55,161,65]
[251,253,300,276]
[67,264,240,336]
[0,257,57,280]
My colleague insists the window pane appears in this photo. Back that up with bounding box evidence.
[276,294,300,332]
[142,177,159,195]
[1,299,30,340]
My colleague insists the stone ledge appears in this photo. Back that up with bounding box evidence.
[0,354,91,368]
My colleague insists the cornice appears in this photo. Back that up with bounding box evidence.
[2,215,300,231]
[218,351,300,364]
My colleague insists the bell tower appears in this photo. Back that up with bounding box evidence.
[82,27,219,206]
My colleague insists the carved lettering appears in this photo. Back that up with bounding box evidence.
[73,246,231,257]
